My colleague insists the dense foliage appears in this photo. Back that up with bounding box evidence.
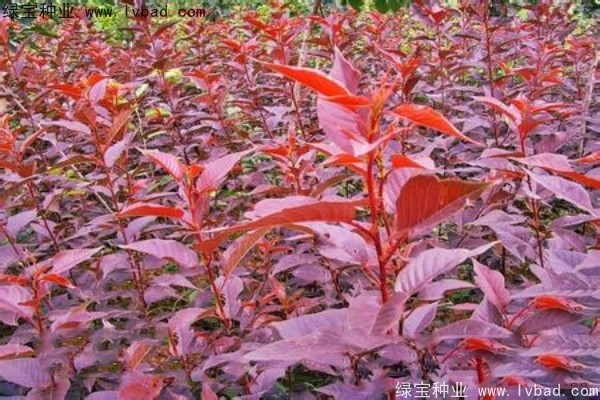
[0,1,598,398]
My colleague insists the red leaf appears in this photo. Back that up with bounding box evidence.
[119,203,184,219]
[48,83,82,99]
[392,104,482,145]
[125,341,153,371]
[530,295,584,313]
[462,338,508,354]
[545,169,600,190]
[107,109,132,144]
[40,274,74,288]
[395,175,491,237]
[143,150,185,182]
[535,354,581,371]
[0,160,17,171]
[0,274,30,286]
[390,154,426,169]
[575,151,600,164]
[198,201,358,257]
[263,62,350,97]
[221,227,270,278]
[321,94,371,109]
[118,373,163,400]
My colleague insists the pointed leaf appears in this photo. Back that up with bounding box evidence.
[104,137,130,168]
[330,47,361,94]
[575,151,600,164]
[118,373,163,400]
[392,104,482,145]
[391,154,426,169]
[221,227,269,278]
[545,169,600,190]
[119,203,184,219]
[41,274,74,288]
[527,171,594,212]
[263,62,350,97]
[107,109,131,144]
[434,319,513,341]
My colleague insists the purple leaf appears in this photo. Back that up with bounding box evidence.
[104,135,131,168]
[527,170,594,212]
[473,260,511,312]
[330,47,361,95]
[370,292,408,334]
[0,358,50,388]
[244,330,346,362]
[516,310,584,335]
[6,210,36,236]
[0,286,34,326]
[196,149,253,194]
[418,279,475,301]
[121,239,199,268]
[52,247,102,275]
[273,309,347,340]
[394,243,495,295]
[43,119,91,134]
[403,302,438,338]
[434,319,513,341]
[86,391,119,400]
